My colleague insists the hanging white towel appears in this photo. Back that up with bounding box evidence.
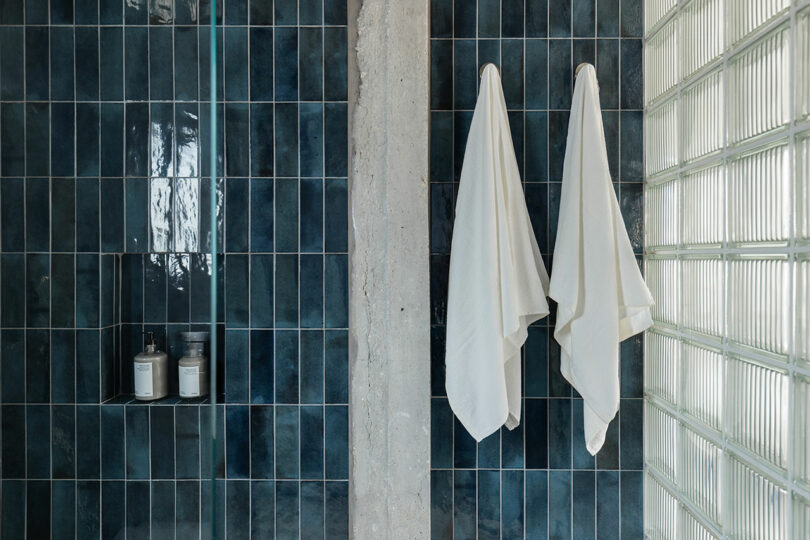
[550,64,654,455]
[445,64,550,442]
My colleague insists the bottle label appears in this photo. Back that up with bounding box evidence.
[134,363,154,398]
[179,366,200,397]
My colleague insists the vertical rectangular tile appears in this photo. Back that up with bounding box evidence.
[548,471,572,538]
[454,469,477,538]
[275,481,300,540]
[478,470,501,539]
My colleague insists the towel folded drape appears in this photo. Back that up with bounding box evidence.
[445,64,551,442]
[550,64,655,455]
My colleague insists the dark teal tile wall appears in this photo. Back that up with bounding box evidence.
[429,0,645,538]
[0,0,349,538]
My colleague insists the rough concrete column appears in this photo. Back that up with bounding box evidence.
[347,0,431,538]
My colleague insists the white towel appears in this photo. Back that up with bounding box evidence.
[550,64,654,455]
[445,64,550,442]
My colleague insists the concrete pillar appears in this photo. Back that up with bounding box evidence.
[347,0,431,537]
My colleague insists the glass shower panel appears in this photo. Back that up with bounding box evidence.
[646,98,680,177]
[799,8,810,121]
[646,256,680,326]
[645,177,679,249]
[644,402,679,482]
[796,496,810,540]
[681,164,724,247]
[645,0,677,35]
[796,376,810,487]
[728,142,790,246]
[645,17,679,104]
[681,257,723,337]
[679,425,722,527]
[644,472,679,539]
[727,256,790,356]
[727,0,789,46]
[798,257,810,366]
[727,26,790,145]
[680,0,723,79]
[681,341,723,432]
[681,70,723,163]
[728,457,787,540]
[679,507,720,540]
[645,330,680,405]
[798,132,810,244]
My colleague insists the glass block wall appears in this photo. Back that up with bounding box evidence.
[643,0,810,538]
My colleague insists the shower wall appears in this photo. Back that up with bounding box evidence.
[0,0,349,538]
[644,0,810,537]
[429,0,645,537]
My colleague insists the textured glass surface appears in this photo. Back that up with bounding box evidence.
[645,402,679,481]
[681,164,724,247]
[728,26,790,144]
[727,256,789,355]
[798,257,810,366]
[681,70,723,162]
[795,376,810,486]
[646,177,679,249]
[728,457,787,540]
[646,256,680,326]
[728,142,790,246]
[645,0,678,36]
[679,426,722,526]
[681,257,723,337]
[679,507,720,540]
[795,495,810,540]
[645,18,679,104]
[646,98,680,176]
[680,0,724,78]
[681,341,723,431]
[728,0,789,46]
[798,133,810,243]
[644,473,679,540]
[645,330,680,404]
[799,8,810,121]
[727,356,789,469]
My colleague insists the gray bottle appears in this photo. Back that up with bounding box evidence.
[179,332,210,398]
[134,332,169,401]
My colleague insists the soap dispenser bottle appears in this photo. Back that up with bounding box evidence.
[134,332,169,401]
[179,331,210,398]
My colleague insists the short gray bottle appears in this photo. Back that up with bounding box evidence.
[134,332,169,401]
[179,332,210,398]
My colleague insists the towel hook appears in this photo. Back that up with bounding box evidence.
[479,62,500,77]
[575,62,591,76]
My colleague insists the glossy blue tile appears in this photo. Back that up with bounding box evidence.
[299,481,325,537]
[431,398,454,469]
[621,183,644,251]
[76,105,100,178]
[275,406,299,479]
[620,399,643,469]
[478,0,499,38]
[454,469,476,538]
[77,481,101,537]
[149,102,174,178]
[75,255,100,328]
[101,178,124,252]
[25,177,49,251]
[324,254,348,328]
[224,481,250,539]
[51,28,75,100]
[297,179,324,253]
[324,178,348,252]
[502,419,524,469]
[126,406,150,479]
[224,330,249,402]
[324,27,348,100]
[25,254,51,328]
[526,40,549,110]
[174,27,199,101]
[502,470,525,539]
[51,329,75,402]
[478,470,501,538]
[26,330,50,403]
[525,327,549,397]
[478,39,500,70]
[0,104,24,176]
[26,480,50,539]
[250,329,274,403]
[51,482,77,536]
[527,0,548,37]
[573,471,596,538]
[75,28,99,100]
[300,28,324,101]
[431,326,447,397]
[573,0,596,36]
[1,178,24,251]
[621,110,643,181]
[52,405,76,478]
[52,179,76,253]
[175,406,200,479]
[126,481,150,540]
[151,482,175,538]
[431,40,452,110]
[621,0,643,37]
[225,255,249,328]
[301,406,325,479]
[176,481,200,537]
[621,39,643,109]
[431,470,453,538]
[76,405,100,477]
[225,0,248,23]
[1,406,25,477]
[249,104,274,178]
[509,111,525,178]
[27,404,50,477]
[100,27,123,100]
[249,178,274,252]
[597,471,620,539]
[126,103,149,176]
[324,103,348,176]
[101,103,124,177]
[224,178,249,253]
[125,0,148,23]
[548,111,570,180]
[299,331,324,404]
[167,254,190,323]
[275,28,298,101]
[224,28,249,102]
[1,482,25,538]
[453,40,476,110]
[247,406,274,479]
[596,39,620,109]
[275,330,299,403]
[325,405,348,479]
[1,255,25,327]
[0,0,23,24]
[301,103,324,177]
[324,330,348,403]
[226,406,250,479]
[548,41,572,109]
[275,481,300,540]
[299,0,321,23]
[548,398,572,469]
[275,103,299,177]
[621,334,644,398]
[525,398,548,468]
[275,254,299,327]
[550,0,572,37]
[548,471,572,538]
[454,416,476,469]
[76,331,99,403]
[248,254,273,328]
[250,27,274,99]
[147,28,172,101]
[150,407,175,479]
[620,471,643,537]
[601,110,619,180]
[0,29,24,99]
[503,39,524,109]
[430,254,450,325]
[25,26,48,100]
[502,0,525,37]
[572,399,595,469]
[574,38,596,74]
[1,331,25,403]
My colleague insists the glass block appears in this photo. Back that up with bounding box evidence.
[727,355,789,469]
[727,256,790,356]
[728,456,787,540]
[645,330,680,405]
[646,256,680,326]
[679,506,720,540]
[728,0,789,46]
[644,472,678,540]
[645,17,679,104]
[727,26,790,145]
[794,376,810,487]
[799,8,810,121]
[681,341,723,431]
[681,257,723,337]
[728,142,790,246]
[681,163,724,247]
[679,425,722,526]
[644,402,679,482]
[795,495,810,540]
[797,132,810,244]
[646,98,679,177]
[680,0,724,79]
[645,0,677,37]
[681,70,723,162]
[798,257,810,366]
[645,177,679,249]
